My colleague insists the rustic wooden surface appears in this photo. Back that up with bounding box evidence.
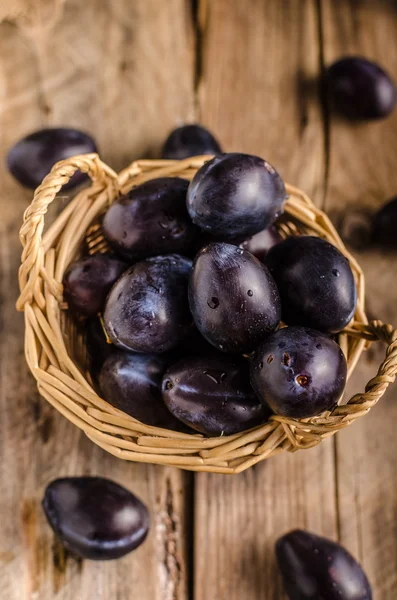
[1,0,397,598]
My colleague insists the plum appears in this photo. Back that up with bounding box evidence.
[189,243,281,354]
[276,529,372,599]
[187,153,287,239]
[250,326,347,419]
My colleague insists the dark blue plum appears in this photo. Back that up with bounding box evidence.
[189,243,281,354]
[276,530,372,599]
[162,356,270,436]
[239,225,283,262]
[104,254,192,353]
[7,128,97,189]
[161,124,222,159]
[266,236,357,333]
[63,254,128,317]
[250,326,347,419]
[102,178,198,261]
[43,477,149,560]
[99,350,189,431]
[187,153,287,239]
[86,318,113,381]
[326,57,396,120]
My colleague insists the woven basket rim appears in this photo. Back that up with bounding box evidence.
[17,153,397,474]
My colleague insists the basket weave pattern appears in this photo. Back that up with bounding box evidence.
[17,154,397,474]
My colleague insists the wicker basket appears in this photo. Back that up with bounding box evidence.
[17,153,397,474]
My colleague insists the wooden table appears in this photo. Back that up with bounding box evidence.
[1,1,397,598]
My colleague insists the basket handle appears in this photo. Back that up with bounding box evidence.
[335,320,397,417]
[16,153,118,311]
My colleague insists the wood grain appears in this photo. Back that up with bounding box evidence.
[0,1,195,599]
[2,1,397,599]
[321,1,397,597]
[194,2,337,599]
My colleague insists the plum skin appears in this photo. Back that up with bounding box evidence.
[276,529,372,600]
[102,178,198,261]
[250,326,347,419]
[103,254,192,353]
[266,236,357,333]
[187,153,287,239]
[189,243,281,354]
[161,124,222,159]
[7,128,97,189]
[42,477,150,560]
[162,356,271,436]
[326,56,396,120]
[63,254,128,317]
[98,350,189,431]
[239,225,283,262]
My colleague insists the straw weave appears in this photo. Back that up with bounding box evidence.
[17,154,397,474]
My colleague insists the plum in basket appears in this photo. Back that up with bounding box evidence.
[63,254,128,317]
[102,177,198,261]
[187,153,287,239]
[189,243,281,353]
[266,236,357,333]
[250,326,347,419]
[103,254,192,353]
[162,356,270,436]
[99,350,189,431]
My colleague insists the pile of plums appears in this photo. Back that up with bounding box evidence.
[62,150,357,436]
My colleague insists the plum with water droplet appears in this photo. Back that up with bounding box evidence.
[104,254,192,353]
[102,177,198,261]
[189,243,281,353]
[266,236,357,333]
[63,254,128,317]
[7,128,97,189]
[162,356,270,436]
[326,56,395,120]
[250,326,347,418]
[187,153,287,239]
[99,350,189,430]
[161,124,222,159]
[276,529,372,599]
[42,477,149,560]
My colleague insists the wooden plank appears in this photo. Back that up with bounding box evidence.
[321,1,397,597]
[0,2,195,599]
[194,2,336,599]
